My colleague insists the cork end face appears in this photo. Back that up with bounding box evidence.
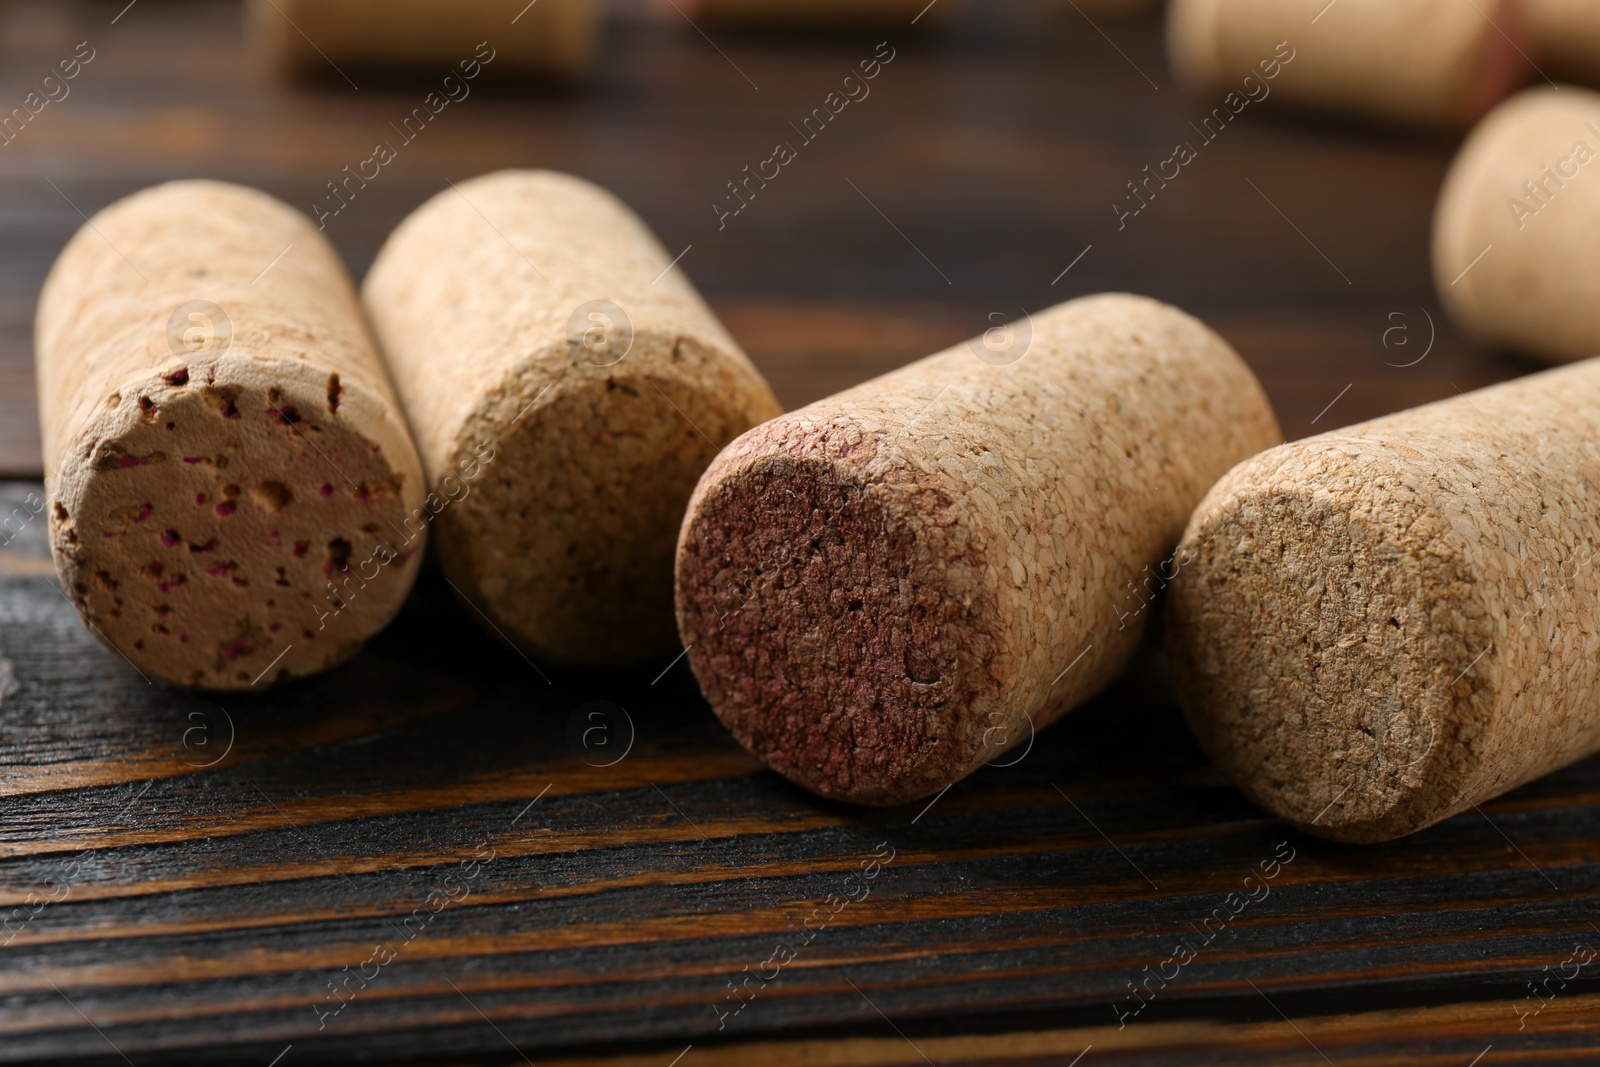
[676,451,988,807]
[436,338,775,667]
[49,363,424,690]
[1166,468,1490,843]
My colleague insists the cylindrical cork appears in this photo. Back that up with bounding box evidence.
[1435,86,1600,365]
[363,170,781,667]
[247,0,595,81]
[1167,0,1527,130]
[664,0,960,26]
[1523,0,1600,86]
[1167,359,1600,843]
[36,181,428,690]
[675,294,1281,806]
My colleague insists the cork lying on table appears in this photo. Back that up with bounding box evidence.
[1167,0,1526,130]
[248,0,595,81]
[363,171,781,668]
[36,181,428,690]
[675,294,1281,806]
[1167,358,1600,843]
[1057,0,1160,18]
[1435,86,1600,365]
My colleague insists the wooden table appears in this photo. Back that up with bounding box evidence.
[2,1,1593,1063]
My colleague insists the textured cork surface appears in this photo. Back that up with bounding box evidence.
[670,0,1154,23]
[1435,86,1600,365]
[248,0,596,80]
[676,294,1281,806]
[1523,0,1600,84]
[1167,0,1525,130]
[35,181,427,690]
[1167,357,1600,843]
[364,170,781,667]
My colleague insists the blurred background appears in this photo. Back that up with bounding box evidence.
[0,0,1540,480]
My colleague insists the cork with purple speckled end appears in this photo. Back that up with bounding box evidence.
[1166,358,1600,842]
[36,180,428,690]
[675,294,1281,806]
[363,170,782,667]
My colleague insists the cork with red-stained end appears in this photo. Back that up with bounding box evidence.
[1166,358,1600,843]
[363,170,781,668]
[36,180,428,690]
[675,294,1281,807]
[1167,0,1529,130]
[247,0,595,81]
[1435,87,1600,365]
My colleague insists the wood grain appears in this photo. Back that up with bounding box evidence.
[5,545,1600,1064]
[0,1,1590,1064]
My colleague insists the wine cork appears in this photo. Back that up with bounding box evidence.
[247,0,595,81]
[36,181,427,690]
[363,170,781,667]
[664,0,960,27]
[1167,359,1600,843]
[1523,0,1600,85]
[675,294,1280,806]
[1167,0,1527,129]
[1435,86,1600,365]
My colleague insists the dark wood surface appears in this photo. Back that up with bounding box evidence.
[1,1,1594,1064]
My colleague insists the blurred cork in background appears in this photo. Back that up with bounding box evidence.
[1435,86,1600,365]
[248,0,597,81]
[1167,0,1528,130]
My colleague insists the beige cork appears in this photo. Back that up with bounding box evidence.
[1523,0,1600,85]
[1167,0,1527,130]
[675,294,1281,806]
[247,0,595,81]
[36,180,427,690]
[1167,359,1600,843]
[1435,86,1600,365]
[363,170,781,667]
